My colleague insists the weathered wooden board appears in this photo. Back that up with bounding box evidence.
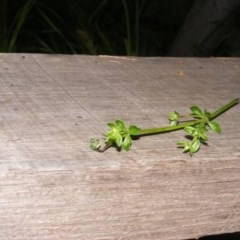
[0,54,239,239]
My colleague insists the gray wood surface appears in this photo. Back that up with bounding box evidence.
[0,54,239,239]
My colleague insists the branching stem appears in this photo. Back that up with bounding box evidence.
[133,98,239,136]
[90,98,239,155]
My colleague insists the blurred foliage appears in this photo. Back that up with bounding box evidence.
[1,0,240,56]
[0,0,193,55]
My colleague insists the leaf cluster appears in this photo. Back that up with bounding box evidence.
[177,105,221,156]
[90,120,140,152]
[105,120,131,150]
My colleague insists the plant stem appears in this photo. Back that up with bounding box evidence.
[132,98,239,137]
[133,119,203,136]
[209,98,239,120]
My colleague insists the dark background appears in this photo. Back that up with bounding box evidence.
[190,231,240,240]
[1,0,240,56]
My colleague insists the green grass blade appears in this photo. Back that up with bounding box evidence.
[8,0,34,52]
[37,6,77,53]
[35,36,56,53]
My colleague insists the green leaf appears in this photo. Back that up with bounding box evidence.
[107,122,116,129]
[200,133,208,141]
[169,111,179,121]
[190,105,203,117]
[122,135,132,150]
[190,138,200,154]
[115,133,123,147]
[106,122,123,147]
[170,120,177,126]
[169,111,179,126]
[195,123,208,133]
[115,119,126,130]
[177,141,190,152]
[203,109,211,119]
[184,126,195,135]
[208,121,221,133]
[129,125,141,135]
[178,138,201,156]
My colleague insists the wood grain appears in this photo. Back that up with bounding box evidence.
[0,54,239,239]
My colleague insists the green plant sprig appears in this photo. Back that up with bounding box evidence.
[90,98,239,156]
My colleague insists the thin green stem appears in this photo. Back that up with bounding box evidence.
[209,98,239,120]
[133,119,203,136]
